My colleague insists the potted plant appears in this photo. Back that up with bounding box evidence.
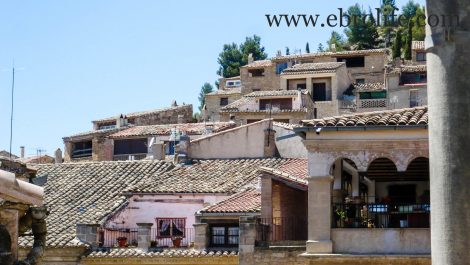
[117,237,127,247]
[335,209,347,228]
[171,236,183,247]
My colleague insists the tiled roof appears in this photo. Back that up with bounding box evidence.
[199,188,261,213]
[301,106,428,127]
[19,160,174,248]
[401,64,426,73]
[86,248,238,258]
[93,105,192,123]
[126,158,294,194]
[63,127,122,140]
[272,48,389,61]
[206,87,242,96]
[242,60,273,68]
[272,122,302,130]
[260,159,308,186]
[244,90,300,97]
[109,122,236,138]
[281,62,345,75]
[0,150,18,159]
[220,90,304,112]
[412,41,425,50]
[353,82,386,92]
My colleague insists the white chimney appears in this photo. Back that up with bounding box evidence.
[54,148,63,164]
[150,139,165,160]
[20,146,25,158]
[116,114,124,128]
[330,43,336,52]
[248,53,254,64]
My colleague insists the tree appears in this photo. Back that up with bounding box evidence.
[401,0,420,19]
[198,82,214,112]
[344,5,380,49]
[239,35,268,65]
[403,22,413,60]
[327,31,346,51]
[306,42,310,53]
[285,47,290,55]
[317,43,325,52]
[216,43,243,78]
[410,6,425,41]
[392,28,402,58]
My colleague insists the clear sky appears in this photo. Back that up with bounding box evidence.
[0,0,425,157]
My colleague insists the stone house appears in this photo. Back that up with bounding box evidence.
[240,106,430,265]
[412,41,426,65]
[62,104,193,162]
[204,86,242,122]
[219,90,315,125]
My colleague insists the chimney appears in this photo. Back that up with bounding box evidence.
[136,223,153,251]
[330,43,336,52]
[264,127,277,158]
[177,114,185,124]
[175,133,190,164]
[116,114,124,128]
[76,224,99,249]
[150,139,165,160]
[248,53,254,64]
[20,146,25,158]
[54,148,62,164]
[276,50,282,57]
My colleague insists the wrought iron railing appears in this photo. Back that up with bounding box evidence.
[256,217,307,243]
[98,227,195,248]
[332,202,430,228]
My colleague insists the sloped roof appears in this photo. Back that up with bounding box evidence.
[220,90,306,113]
[19,160,175,248]
[126,158,294,194]
[242,60,273,68]
[206,87,242,96]
[301,106,428,127]
[401,64,427,73]
[353,82,386,92]
[272,48,389,61]
[109,122,236,138]
[281,62,345,75]
[86,248,238,258]
[0,150,18,159]
[92,104,192,123]
[260,159,308,187]
[199,188,261,214]
[63,127,122,140]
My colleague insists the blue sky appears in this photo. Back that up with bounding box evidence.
[0,0,424,157]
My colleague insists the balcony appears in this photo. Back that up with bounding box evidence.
[72,148,92,158]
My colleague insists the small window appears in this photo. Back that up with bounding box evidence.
[336,56,365,67]
[410,89,419,107]
[355,78,365,84]
[259,98,293,110]
[226,80,241,87]
[248,69,265,77]
[220,97,229,106]
[156,218,186,238]
[165,141,179,155]
[416,52,426,61]
[312,83,331,101]
[210,225,239,247]
[297,83,306,90]
[276,62,288,74]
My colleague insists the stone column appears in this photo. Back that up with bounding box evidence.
[306,176,333,253]
[239,216,256,265]
[193,223,208,250]
[426,0,470,264]
[306,77,313,93]
[263,128,276,158]
[136,223,152,251]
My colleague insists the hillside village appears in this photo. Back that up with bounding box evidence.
[0,37,434,265]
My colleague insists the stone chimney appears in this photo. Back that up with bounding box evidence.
[76,224,99,249]
[248,53,254,64]
[54,148,62,164]
[20,146,25,159]
[136,223,153,251]
[330,43,336,52]
[177,114,185,124]
[116,114,124,128]
[150,139,165,160]
[176,134,190,164]
[264,127,277,157]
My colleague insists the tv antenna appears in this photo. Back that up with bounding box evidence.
[9,63,15,160]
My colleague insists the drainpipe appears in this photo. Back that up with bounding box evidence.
[426,0,470,264]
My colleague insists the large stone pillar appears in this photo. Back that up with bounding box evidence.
[193,223,209,250]
[260,176,273,220]
[239,216,256,265]
[306,176,333,253]
[426,0,470,264]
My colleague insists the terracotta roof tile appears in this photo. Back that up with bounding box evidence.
[93,105,192,123]
[199,188,261,213]
[242,60,273,68]
[86,248,238,258]
[18,160,175,248]
[220,90,306,113]
[272,48,389,61]
[301,106,428,127]
[401,64,427,73]
[281,62,345,75]
[260,159,308,186]
[109,122,236,138]
[206,87,242,96]
[353,82,386,92]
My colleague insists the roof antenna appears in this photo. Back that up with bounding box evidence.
[9,61,15,161]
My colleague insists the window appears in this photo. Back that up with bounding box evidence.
[296,83,306,90]
[336,56,365,67]
[401,73,427,84]
[165,140,179,155]
[226,80,241,87]
[416,52,426,61]
[410,90,419,107]
[248,69,264,77]
[252,89,261,92]
[312,83,331,101]
[259,98,293,110]
[156,218,185,238]
[276,62,288,74]
[114,138,147,155]
[72,141,92,158]
[210,225,239,246]
[355,78,365,84]
[220,97,229,106]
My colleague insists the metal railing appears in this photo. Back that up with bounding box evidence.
[256,217,307,242]
[332,202,430,228]
[72,148,92,158]
[113,153,147,161]
[98,227,195,248]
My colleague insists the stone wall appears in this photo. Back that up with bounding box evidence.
[18,247,86,265]
[220,111,308,126]
[240,66,280,94]
[132,104,193,126]
[205,94,241,122]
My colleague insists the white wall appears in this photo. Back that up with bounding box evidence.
[273,125,308,158]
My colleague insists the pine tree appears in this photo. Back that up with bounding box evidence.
[285,47,290,55]
[198,83,214,111]
[306,42,310,53]
[392,29,402,58]
[317,43,325,52]
[404,22,413,60]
